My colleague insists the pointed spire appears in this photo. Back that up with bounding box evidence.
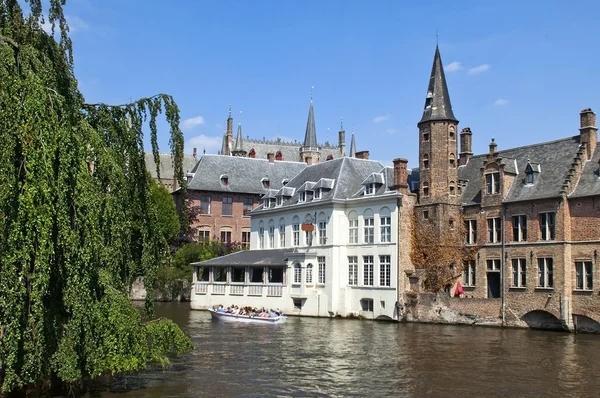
[349,129,356,158]
[228,104,232,118]
[220,121,228,155]
[302,89,318,149]
[340,117,344,130]
[419,45,458,124]
[233,117,244,152]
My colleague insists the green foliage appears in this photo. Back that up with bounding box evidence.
[0,0,192,392]
[150,178,180,246]
[171,241,243,280]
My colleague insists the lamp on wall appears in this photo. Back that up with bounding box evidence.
[530,250,534,262]
[594,249,598,264]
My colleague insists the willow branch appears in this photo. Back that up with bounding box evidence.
[83,93,168,108]
[0,35,20,49]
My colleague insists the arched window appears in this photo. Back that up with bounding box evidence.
[268,219,275,248]
[379,207,391,243]
[258,221,265,249]
[293,263,302,284]
[423,182,429,197]
[249,148,256,158]
[318,212,327,245]
[279,218,286,248]
[306,263,313,284]
[292,216,300,246]
[449,153,456,168]
[363,209,374,244]
[276,151,283,161]
[449,181,456,196]
[449,126,456,140]
[423,154,429,169]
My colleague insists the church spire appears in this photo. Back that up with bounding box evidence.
[220,122,228,155]
[349,130,356,158]
[232,112,247,157]
[302,88,318,149]
[419,45,458,124]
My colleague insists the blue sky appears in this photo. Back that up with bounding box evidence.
[45,0,600,167]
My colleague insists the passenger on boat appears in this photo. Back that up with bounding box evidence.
[268,309,277,318]
[216,305,226,313]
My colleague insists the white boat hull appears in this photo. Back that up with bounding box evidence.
[208,309,286,324]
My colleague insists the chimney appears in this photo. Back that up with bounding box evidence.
[338,129,346,156]
[355,150,369,160]
[489,138,497,155]
[305,156,313,165]
[393,158,409,194]
[459,127,472,166]
[580,108,597,160]
[267,152,275,163]
[193,147,197,160]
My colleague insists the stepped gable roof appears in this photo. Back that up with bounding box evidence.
[145,152,198,180]
[192,248,290,267]
[458,136,582,205]
[570,144,600,198]
[187,154,307,194]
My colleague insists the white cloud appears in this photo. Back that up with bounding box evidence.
[181,116,206,131]
[494,99,509,106]
[373,114,391,123]
[385,128,398,135]
[67,15,89,32]
[445,61,462,72]
[186,134,221,154]
[468,64,490,75]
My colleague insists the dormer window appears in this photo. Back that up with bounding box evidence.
[365,183,376,195]
[220,174,229,186]
[486,172,500,195]
[262,178,270,189]
[306,190,314,201]
[276,196,283,206]
[425,92,433,108]
[314,188,321,199]
[298,192,306,203]
[526,170,534,184]
[269,198,276,208]
[524,162,538,185]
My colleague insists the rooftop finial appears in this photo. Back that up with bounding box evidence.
[311,85,314,103]
[341,117,344,130]
[239,110,242,125]
[436,29,439,46]
[229,104,232,118]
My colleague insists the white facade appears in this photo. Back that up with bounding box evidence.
[191,193,401,320]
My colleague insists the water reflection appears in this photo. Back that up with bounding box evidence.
[98,303,600,398]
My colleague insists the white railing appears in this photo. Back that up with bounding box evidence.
[267,285,283,297]
[248,285,263,296]
[212,284,226,295]
[230,285,244,295]
[195,283,208,294]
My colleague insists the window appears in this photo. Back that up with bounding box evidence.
[380,215,391,243]
[537,258,553,288]
[242,230,250,249]
[293,263,301,284]
[262,178,270,189]
[486,172,501,195]
[220,230,231,243]
[268,225,275,248]
[250,267,263,283]
[487,259,501,271]
[423,210,429,220]
[269,267,284,283]
[487,217,501,243]
[449,219,455,230]
[276,196,283,207]
[243,197,253,215]
[449,154,456,168]
[365,183,376,195]
[464,260,476,286]
[364,216,374,244]
[198,229,210,244]
[348,212,358,243]
[360,299,374,312]
[449,126,455,140]
[512,215,527,242]
[293,298,303,309]
[465,219,477,244]
[305,230,313,246]
[196,267,209,282]
[200,195,211,215]
[293,221,300,246]
[449,184,456,196]
[576,261,593,290]
[512,258,527,287]
[258,226,265,249]
[363,256,374,286]
[526,170,534,184]
[306,263,313,284]
[348,256,358,286]
[279,223,286,248]
[423,130,430,142]
[222,196,233,216]
[318,257,326,284]
[314,189,321,199]
[298,192,306,203]
[379,255,391,287]
[539,212,555,241]
[220,175,228,186]
[423,154,429,169]
[232,267,245,283]
[276,151,283,161]
[317,221,326,245]
[214,267,226,282]
[423,182,429,197]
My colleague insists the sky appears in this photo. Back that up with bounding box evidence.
[35,0,600,168]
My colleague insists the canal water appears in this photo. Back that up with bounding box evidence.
[101,302,600,397]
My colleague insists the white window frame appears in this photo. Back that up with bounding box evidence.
[511,258,527,287]
[293,263,301,284]
[465,219,477,244]
[365,183,376,195]
[348,256,358,286]
[318,221,327,245]
[318,257,326,284]
[379,255,391,287]
[487,217,501,243]
[539,212,555,241]
[512,215,527,242]
[314,188,321,199]
[464,260,476,287]
[279,224,286,248]
[348,219,358,244]
[259,227,265,249]
[537,257,553,288]
[306,263,313,284]
[298,192,305,203]
[200,195,211,215]
[380,216,391,243]
[575,261,593,290]
[364,217,374,244]
[486,172,500,195]
[268,226,275,248]
[293,223,300,246]
[363,255,374,286]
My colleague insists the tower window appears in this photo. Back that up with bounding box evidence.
[449,153,456,168]
[449,126,456,140]
[423,154,429,169]
[423,210,429,220]
[449,184,456,196]
[423,182,429,197]
[424,133,430,142]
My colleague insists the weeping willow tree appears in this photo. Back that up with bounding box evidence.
[0,0,192,393]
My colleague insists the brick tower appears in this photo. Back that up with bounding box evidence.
[416,45,461,229]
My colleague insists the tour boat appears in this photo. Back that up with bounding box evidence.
[208,309,286,324]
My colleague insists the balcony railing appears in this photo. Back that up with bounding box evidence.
[193,283,285,297]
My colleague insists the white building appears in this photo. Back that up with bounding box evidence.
[191,156,414,319]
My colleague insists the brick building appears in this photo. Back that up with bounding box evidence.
[409,45,600,332]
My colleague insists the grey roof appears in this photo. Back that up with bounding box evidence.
[297,181,316,193]
[145,152,198,180]
[313,178,335,190]
[192,248,290,267]
[570,145,600,198]
[362,172,385,185]
[419,46,458,124]
[187,154,307,194]
[302,101,318,149]
[277,186,296,197]
[233,122,244,152]
[257,157,397,210]
[459,136,583,205]
[349,133,356,157]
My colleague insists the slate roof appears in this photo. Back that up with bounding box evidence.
[257,157,398,211]
[187,155,307,194]
[570,145,600,198]
[458,136,583,205]
[145,152,198,180]
[191,248,290,267]
[419,46,458,124]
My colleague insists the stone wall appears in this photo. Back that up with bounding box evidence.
[130,277,191,302]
